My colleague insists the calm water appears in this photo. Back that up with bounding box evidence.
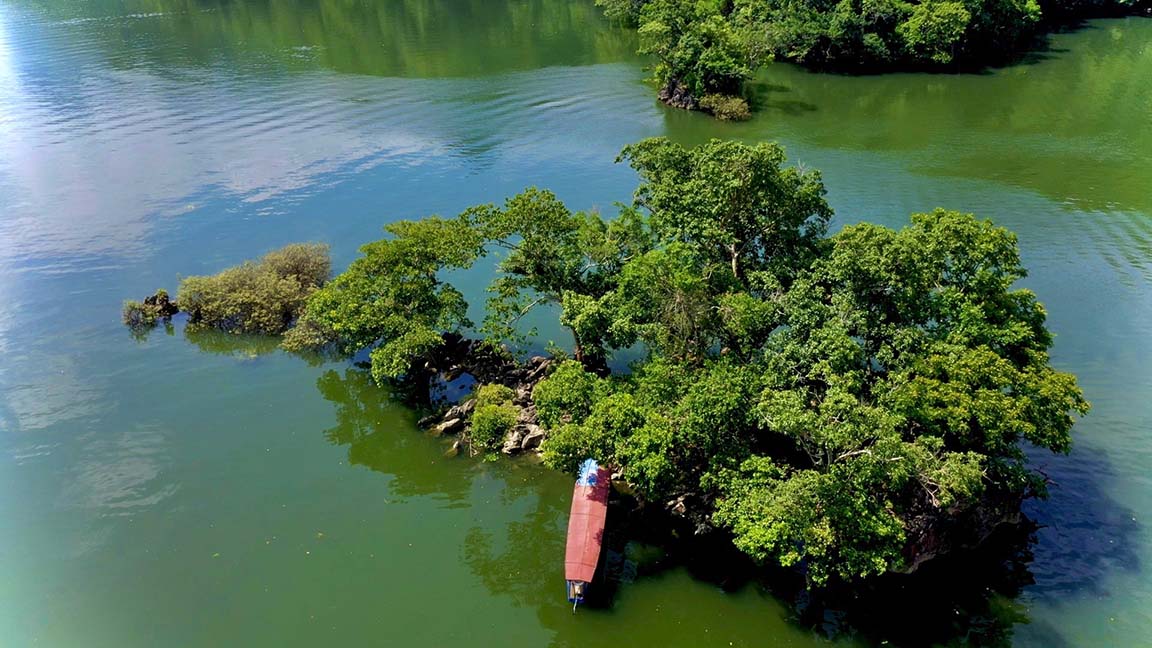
[0,1,1149,645]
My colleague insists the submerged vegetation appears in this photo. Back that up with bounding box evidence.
[605,0,1149,114]
[265,137,1087,586]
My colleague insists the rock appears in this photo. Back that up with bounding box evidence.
[658,80,698,111]
[516,405,538,425]
[438,398,477,424]
[431,417,464,436]
[417,414,439,428]
[524,359,552,384]
[143,291,179,317]
[520,425,545,451]
[445,439,462,457]
[501,428,524,454]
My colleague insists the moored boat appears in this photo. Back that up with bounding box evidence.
[564,458,610,610]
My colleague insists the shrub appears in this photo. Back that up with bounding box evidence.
[471,403,519,450]
[178,243,330,335]
[468,383,520,450]
[260,243,332,289]
[475,383,516,407]
[541,423,605,474]
[122,300,159,328]
[699,94,751,121]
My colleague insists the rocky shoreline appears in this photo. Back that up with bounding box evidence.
[415,334,553,457]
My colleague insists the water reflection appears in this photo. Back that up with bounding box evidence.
[181,326,281,358]
[16,0,637,78]
[698,19,1152,215]
[315,367,475,503]
[0,0,649,269]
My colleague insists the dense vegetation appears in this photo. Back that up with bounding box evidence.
[179,243,331,335]
[604,0,1148,114]
[282,137,1087,585]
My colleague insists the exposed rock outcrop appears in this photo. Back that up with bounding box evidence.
[658,80,698,111]
[143,291,180,317]
[418,337,556,456]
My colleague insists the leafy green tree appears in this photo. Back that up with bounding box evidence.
[706,209,1087,584]
[469,188,651,364]
[897,1,971,63]
[637,0,753,102]
[620,137,832,284]
[282,218,482,383]
[276,140,1087,587]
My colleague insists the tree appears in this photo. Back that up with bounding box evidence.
[272,140,1087,587]
[706,209,1087,584]
[469,188,652,364]
[637,0,754,104]
[282,217,482,383]
[620,137,832,285]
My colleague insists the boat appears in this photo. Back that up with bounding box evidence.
[565,458,611,611]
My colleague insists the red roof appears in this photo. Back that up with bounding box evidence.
[564,467,611,583]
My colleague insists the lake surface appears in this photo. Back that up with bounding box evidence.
[0,1,1149,645]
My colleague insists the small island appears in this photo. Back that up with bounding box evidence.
[604,0,1150,117]
[131,137,1087,588]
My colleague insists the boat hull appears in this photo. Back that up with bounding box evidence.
[565,459,610,603]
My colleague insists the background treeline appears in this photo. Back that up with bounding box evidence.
[603,0,1149,114]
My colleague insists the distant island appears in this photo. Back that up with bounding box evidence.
[603,0,1151,118]
[128,138,1088,587]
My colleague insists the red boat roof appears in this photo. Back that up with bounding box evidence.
[565,464,611,583]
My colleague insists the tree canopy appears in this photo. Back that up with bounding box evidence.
[281,137,1087,586]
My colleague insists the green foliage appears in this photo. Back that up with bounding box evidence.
[698,93,751,120]
[260,242,333,289]
[179,243,330,335]
[469,188,651,361]
[287,139,1088,586]
[471,384,520,450]
[638,0,754,100]
[897,1,971,63]
[605,0,1138,113]
[532,360,605,427]
[282,218,482,381]
[122,300,158,328]
[620,137,832,284]
[542,391,646,473]
[597,0,647,24]
[714,457,907,585]
[475,383,517,407]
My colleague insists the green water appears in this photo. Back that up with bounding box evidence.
[0,1,1149,645]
